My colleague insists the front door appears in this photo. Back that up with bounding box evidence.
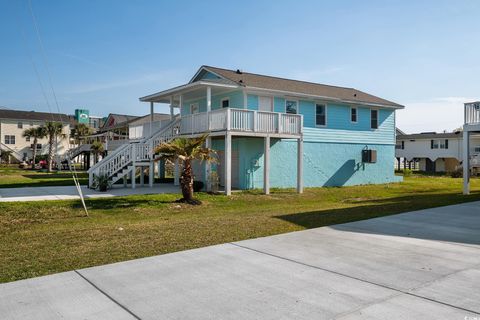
[258,96,273,112]
[425,158,436,172]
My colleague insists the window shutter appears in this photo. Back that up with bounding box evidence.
[445,139,448,149]
[431,140,434,149]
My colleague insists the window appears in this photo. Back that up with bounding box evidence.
[221,98,230,108]
[370,109,378,129]
[17,122,23,129]
[25,136,31,142]
[475,146,480,153]
[285,100,298,114]
[351,107,357,123]
[431,139,448,149]
[4,135,15,144]
[29,122,33,126]
[396,141,405,150]
[315,104,326,126]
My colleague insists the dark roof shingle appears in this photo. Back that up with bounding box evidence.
[0,109,70,123]
[202,66,404,108]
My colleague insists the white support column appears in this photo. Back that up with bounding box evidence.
[178,95,183,118]
[170,96,174,120]
[149,162,154,187]
[225,133,232,195]
[297,137,304,193]
[463,128,470,195]
[174,158,180,186]
[150,101,154,137]
[206,86,212,112]
[132,146,136,189]
[205,136,211,191]
[264,136,270,194]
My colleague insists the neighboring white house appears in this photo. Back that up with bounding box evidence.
[0,109,71,162]
[396,130,480,172]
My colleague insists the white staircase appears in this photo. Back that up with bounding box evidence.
[0,142,24,162]
[88,117,180,188]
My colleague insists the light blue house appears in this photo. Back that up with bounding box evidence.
[89,66,404,194]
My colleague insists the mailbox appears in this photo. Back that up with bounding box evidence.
[362,149,377,163]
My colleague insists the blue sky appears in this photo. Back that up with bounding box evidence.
[1,0,479,133]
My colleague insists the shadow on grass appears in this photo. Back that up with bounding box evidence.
[74,195,178,210]
[276,190,480,246]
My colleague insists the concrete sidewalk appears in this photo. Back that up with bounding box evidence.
[1,201,479,319]
[0,184,179,202]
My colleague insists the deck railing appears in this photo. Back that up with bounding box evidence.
[180,108,302,135]
[465,102,480,125]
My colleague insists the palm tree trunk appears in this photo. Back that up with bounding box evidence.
[31,137,37,169]
[180,159,194,201]
[48,134,54,172]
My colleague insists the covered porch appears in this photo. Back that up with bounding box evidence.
[140,81,304,195]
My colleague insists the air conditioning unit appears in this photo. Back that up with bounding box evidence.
[362,149,377,163]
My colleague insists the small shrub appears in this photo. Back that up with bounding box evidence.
[403,169,412,177]
[450,168,462,178]
[193,180,204,192]
[92,174,112,192]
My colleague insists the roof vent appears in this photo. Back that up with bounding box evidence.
[353,93,357,97]
[239,79,243,83]
[236,69,242,74]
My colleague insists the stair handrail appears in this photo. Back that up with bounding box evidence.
[0,142,24,161]
[88,116,181,180]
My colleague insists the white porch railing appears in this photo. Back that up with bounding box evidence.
[465,102,480,125]
[180,108,302,135]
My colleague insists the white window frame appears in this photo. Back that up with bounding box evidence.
[370,108,379,130]
[189,103,199,114]
[4,135,15,145]
[221,98,230,109]
[315,103,327,127]
[285,99,299,114]
[350,107,358,123]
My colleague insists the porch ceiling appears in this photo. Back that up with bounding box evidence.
[139,81,239,104]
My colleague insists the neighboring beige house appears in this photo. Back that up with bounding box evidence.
[0,109,71,163]
[128,113,171,140]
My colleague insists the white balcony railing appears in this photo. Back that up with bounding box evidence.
[179,108,302,135]
[465,102,480,125]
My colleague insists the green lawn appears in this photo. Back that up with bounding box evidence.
[1,174,479,283]
[0,166,88,188]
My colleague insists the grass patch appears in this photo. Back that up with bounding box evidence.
[1,174,479,283]
[0,166,88,188]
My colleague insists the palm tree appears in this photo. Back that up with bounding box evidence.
[154,134,216,205]
[72,123,92,147]
[44,122,66,172]
[22,126,46,169]
[90,141,104,164]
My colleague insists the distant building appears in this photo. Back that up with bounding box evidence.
[0,109,71,162]
[74,108,104,131]
[395,130,480,172]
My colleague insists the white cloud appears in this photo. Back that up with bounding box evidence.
[397,97,479,134]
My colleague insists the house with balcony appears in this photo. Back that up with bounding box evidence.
[88,66,404,194]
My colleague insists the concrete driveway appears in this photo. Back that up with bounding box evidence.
[1,201,479,319]
[0,184,179,202]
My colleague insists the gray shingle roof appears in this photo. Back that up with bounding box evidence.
[202,66,404,108]
[0,109,70,123]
